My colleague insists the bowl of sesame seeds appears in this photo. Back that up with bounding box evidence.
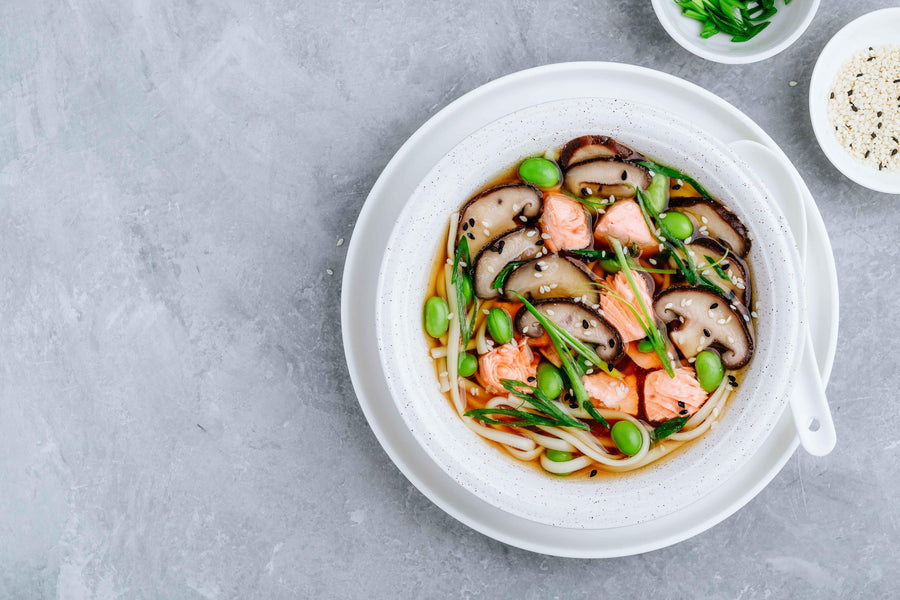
[809,8,900,194]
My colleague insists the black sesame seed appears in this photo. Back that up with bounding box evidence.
[497,240,505,254]
[893,137,899,143]
[620,170,628,181]
[892,149,898,156]
[730,381,739,388]
[590,469,598,478]
[468,218,475,227]
[865,150,870,158]
[527,376,536,382]
[677,401,686,408]
[727,375,736,381]
[848,89,853,96]
[534,264,542,272]
[679,409,689,415]
[467,232,475,240]
[462,222,468,231]
[857,73,863,77]
[535,240,544,246]
[581,187,592,197]
[609,339,616,348]
[569,402,578,409]
[851,104,858,112]
[867,56,876,61]
[721,263,730,270]
[872,132,878,139]
[710,302,719,309]
[877,111,883,117]
[878,122,883,129]
[894,79,900,83]
[830,92,834,99]
[703,328,711,337]
[879,163,884,171]
[582,319,589,329]
[672,184,682,190]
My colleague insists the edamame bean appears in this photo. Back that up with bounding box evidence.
[637,338,654,353]
[660,211,693,240]
[424,296,450,338]
[546,449,573,462]
[536,362,564,399]
[645,172,669,212]
[695,350,725,392]
[457,352,477,378]
[487,307,513,344]
[599,257,621,273]
[545,448,573,476]
[519,157,560,188]
[459,275,473,307]
[611,421,643,456]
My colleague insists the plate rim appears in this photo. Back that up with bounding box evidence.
[342,61,839,557]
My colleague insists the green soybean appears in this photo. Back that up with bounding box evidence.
[546,449,573,462]
[660,211,693,240]
[424,296,450,338]
[695,350,725,392]
[536,362,564,399]
[487,307,513,344]
[519,157,560,188]
[611,421,642,456]
[645,172,669,213]
[599,257,621,273]
[637,338,654,353]
[457,352,478,378]
[459,274,473,307]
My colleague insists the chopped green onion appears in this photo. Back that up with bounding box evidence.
[491,260,527,290]
[650,416,690,443]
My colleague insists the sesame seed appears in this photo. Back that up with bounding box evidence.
[326,268,334,275]
[590,470,597,477]
[789,80,798,87]
[468,218,475,226]
[620,170,628,181]
[336,238,344,246]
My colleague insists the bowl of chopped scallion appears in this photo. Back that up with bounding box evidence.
[651,0,820,64]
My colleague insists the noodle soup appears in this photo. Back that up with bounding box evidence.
[422,135,757,478]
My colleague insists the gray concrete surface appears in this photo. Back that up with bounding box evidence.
[1,1,897,598]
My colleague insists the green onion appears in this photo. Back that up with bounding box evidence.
[703,254,732,282]
[500,379,589,430]
[491,260,527,290]
[634,160,714,202]
[650,416,690,443]
[452,237,476,346]
[610,239,675,377]
[463,407,567,428]
[671,0,790,43]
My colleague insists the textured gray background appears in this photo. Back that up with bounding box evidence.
[0,1,897,598]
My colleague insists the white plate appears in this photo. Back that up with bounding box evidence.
[376,97,805,528]
[342,62,839,557]
[809,8,900,194]
[651,0,819,65]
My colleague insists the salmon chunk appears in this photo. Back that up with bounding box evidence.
[643,367,709,423]
[582,372,639,416]
[594,200,655,248]
[478,339,538,394]
[600,271,654,343]
[540,193,592,253]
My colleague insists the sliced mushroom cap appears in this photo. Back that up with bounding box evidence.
[472,227,543,299]
[515,299,624,363]
[558,135,644,170]
[685,238,752,308]
[503,254,599,305]
[667,197,752,258]
[654,287,754,369]
[457,184,543,258]
[563,158,651,199]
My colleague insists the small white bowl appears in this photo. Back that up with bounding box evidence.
[809,8,900,195]
[651,0,819,64]
[376,97,805,529]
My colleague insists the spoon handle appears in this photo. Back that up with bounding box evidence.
[790,328,837,456]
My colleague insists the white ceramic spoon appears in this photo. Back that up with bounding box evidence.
[730,140,836,456]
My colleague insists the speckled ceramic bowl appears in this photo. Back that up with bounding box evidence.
[375,97,804,529]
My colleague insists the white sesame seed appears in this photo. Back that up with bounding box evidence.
[665,302,674,309]
[701,216,709,224]
[540,233,551,239]
[526,230,537,237]
[751,311,758,318]
[326,268,334,275]
[546,309,555,315]
[483,229,490,236]
[336,238,344,246]
[649,258,657,265]
[447,313,454,320]
[534,272,543,278]
[519,215,527,222]
[717,318,726,324]
[789,80,798,87]
[688,357,696,363]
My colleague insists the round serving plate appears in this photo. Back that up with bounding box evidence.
[342,62,838,557]
[376,97,805,529]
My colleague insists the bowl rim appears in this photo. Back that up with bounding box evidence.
[375,95,806,529]
[650,0,821,65]
[808,7,900,194]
